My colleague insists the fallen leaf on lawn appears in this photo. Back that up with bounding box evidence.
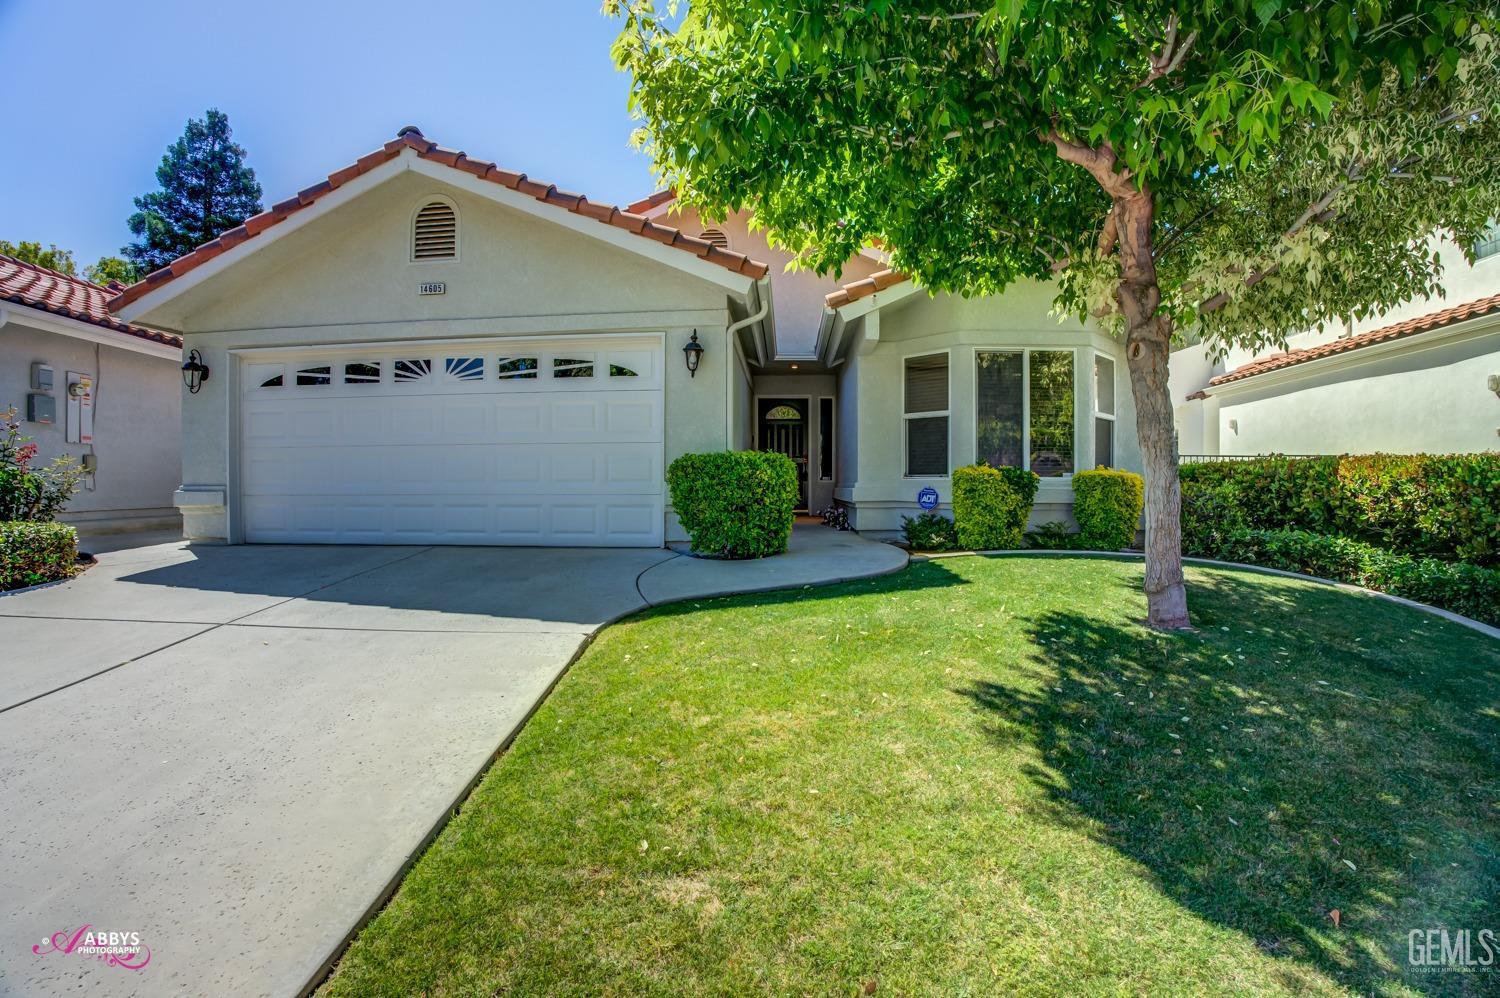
[1343,859,1357,871]
[1330,909,1341,928]
[863,981,878,995]
[639,840,649,853]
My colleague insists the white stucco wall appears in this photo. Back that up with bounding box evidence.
[648,205,885,356]
[1171,235,1500,456]
[1212,327,1499,455]
[835,281,1140,535]
[125,169,746,543]
[0,316,181,530]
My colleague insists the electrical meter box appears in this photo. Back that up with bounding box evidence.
[27,393,56,424]
[31,363,54,391]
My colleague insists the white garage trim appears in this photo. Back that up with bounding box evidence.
[232,334,666,547]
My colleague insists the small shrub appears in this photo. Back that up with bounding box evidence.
[0,407,85,522]
[902,511,958,551]
[1072,469,1144,551]
[0,521,78,591]
[1210,528,1500,627]
[951,464,1040,551]
[667,450,798,559]
[1026,520,1084,550]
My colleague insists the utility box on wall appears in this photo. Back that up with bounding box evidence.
[27,392,56,425]
[66,371,94,444]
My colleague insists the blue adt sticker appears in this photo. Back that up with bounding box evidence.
[917,487,940,510]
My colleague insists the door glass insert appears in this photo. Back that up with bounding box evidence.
[553,356,594,379]
[497,357,538,379]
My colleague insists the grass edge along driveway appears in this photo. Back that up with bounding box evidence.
[322,555,1499,997]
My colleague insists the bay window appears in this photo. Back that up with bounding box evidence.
[975,349,1076,477]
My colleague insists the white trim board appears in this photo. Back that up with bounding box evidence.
[0,303,181,361]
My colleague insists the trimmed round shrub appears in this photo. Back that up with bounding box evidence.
[667,450,798,559]
[951,464,1040,551]
[1072,469,1144,551]
[901,511,958,551]
[1,521,78,591]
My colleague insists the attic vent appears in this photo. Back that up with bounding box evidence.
[697,228,730,250]
[413,199,458,260]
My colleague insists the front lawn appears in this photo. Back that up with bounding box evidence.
[322,556,1499,996]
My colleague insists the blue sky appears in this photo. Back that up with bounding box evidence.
[0,0,659,267]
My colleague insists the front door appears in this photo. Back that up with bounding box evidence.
[757,397,808,511]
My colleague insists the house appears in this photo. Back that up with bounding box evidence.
[1171,231,1500,457]
[108,127,1141,547]
[1,255,183,535]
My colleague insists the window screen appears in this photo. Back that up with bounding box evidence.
[904,354,948,414]
[1094,355,1115,415]
[976,351,1024,468]
[1094,417,1114,470]
[1029,351,1075,476]
[904,354,948,476]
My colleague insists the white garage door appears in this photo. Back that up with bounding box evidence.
[239,335,664,546]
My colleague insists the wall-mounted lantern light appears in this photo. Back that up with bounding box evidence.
[182,349,210,394]
[682,330,704,378]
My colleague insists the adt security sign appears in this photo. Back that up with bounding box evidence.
[917,487,940,510]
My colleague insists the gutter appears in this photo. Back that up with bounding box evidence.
[726,277,772,366]
[724,278,772,447]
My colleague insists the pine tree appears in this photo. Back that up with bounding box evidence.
[124,109,263,274]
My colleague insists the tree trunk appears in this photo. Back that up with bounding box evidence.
[1114,191,1191,630]
[1042,131,1191,629]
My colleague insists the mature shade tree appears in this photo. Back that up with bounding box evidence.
[83,256,141,287]
[124,109,263,275]
[0,240,78,275]
[611,1,1500,629]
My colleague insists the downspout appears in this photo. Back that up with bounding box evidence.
[724,277,772,449]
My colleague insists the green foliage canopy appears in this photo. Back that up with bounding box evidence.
[0,240,77,275]
[612,1,1499,354]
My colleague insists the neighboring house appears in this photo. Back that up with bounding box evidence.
[1171,231,1500,457]
[108,127,1141,547]
[1,255,182,534]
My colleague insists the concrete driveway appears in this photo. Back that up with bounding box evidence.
[0,529,905,997]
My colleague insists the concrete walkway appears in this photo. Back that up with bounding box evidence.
[0,525,904,998]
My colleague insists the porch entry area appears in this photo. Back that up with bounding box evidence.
[755,394,836,514]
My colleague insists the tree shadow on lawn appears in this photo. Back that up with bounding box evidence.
[961,567,1500,996]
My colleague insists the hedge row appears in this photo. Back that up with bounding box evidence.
[667,451,798,559]
[1180,453,1499,567]
[0,521,77,591]
[1206,528,1500,627]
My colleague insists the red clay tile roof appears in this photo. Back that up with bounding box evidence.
[1,255,181,348]
[825,268,911,309]
[1188,291,1500,398]
[109,129,769,314]
[624,189,677,215]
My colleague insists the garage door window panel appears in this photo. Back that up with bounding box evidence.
[344,362,382,385]
[444,357,485,382]
[553,356,595,379]
[296,365,332,387]
[497,357,538,380]
[394,359,434,383]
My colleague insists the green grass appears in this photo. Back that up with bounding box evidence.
[322,556,1500,996]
